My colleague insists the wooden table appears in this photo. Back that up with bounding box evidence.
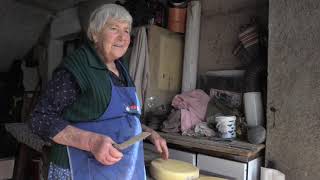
[5,123,50,180]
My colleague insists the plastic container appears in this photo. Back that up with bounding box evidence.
[168,7,187,33]
[215,115,236,139]
[199,70,246,94]
[243,92,264,127]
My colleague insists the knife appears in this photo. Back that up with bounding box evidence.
[112,132,151,150]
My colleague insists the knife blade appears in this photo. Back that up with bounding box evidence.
[113,132,151,150]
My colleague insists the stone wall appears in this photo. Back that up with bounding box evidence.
[266,0,320,179]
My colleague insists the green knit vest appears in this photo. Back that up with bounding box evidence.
[49,41,134,169]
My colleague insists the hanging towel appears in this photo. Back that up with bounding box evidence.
[129,26,150,106]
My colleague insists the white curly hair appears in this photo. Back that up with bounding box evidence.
[87,4,132,41]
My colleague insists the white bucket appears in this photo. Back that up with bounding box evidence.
[261,167,285,180]
[244,92,264,127]
[215,116,236,138]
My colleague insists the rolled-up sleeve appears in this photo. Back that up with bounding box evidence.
[29,68,80,141]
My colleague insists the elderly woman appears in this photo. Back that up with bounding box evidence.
[30,4,169,180]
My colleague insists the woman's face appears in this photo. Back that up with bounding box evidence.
[93,18,131,62]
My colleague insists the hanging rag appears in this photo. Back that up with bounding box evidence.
[129,26,149,106]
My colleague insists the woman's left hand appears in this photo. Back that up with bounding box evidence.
[149,130,169,160]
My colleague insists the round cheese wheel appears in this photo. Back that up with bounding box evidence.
[150,158,199,180]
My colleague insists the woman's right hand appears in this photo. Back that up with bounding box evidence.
[88,134,123,165]
[52,125,123,165]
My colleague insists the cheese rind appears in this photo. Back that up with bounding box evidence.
[150,158,199,180]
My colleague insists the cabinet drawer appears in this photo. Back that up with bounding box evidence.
[197,154,247,180]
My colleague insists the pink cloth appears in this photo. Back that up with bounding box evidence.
[172,89,210,132]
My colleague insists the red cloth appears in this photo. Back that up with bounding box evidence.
[172,89,210,132]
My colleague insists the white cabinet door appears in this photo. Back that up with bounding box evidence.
[247,157,262,180]
[144,143,196,165]
[168,148,197,166]
[197,154,247,180]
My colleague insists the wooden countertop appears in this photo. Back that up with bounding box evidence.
[157,132,265,163]
[5,123,51,152]
[6,123,264,163]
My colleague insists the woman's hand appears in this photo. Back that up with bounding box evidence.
[88,134,123,165]
[141,124,169,160]
[53,125,123,165]
[148,130,169,160]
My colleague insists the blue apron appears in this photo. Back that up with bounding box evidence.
[67,79,146,180]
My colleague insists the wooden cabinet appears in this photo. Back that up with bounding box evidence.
[144,25,184,112]
[144,132,265,180]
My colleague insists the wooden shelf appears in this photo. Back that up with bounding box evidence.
[157,132,265,163]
